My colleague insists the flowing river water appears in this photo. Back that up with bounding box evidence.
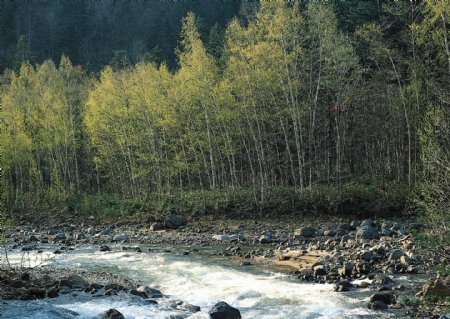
[1,245,391,319]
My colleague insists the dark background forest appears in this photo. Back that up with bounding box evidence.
[0,0,448,246]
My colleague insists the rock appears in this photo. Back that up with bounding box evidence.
[259,234,271,244]
[113,234,128,241]
[178,303,201,313]
[334,280,353,292]
[54,233,66,240]
[356,227,379,240]
[100,245,111,252]
[97,309,125,319]
[350,220,361,230]
[208,301,241,319]
[294,227,316,238]
[28,235,39,242]
[370,292,394,305]
[164,214,186,229]
[355,261,371,274]
[59,275,87,288]
[323,230,337,237]
[373,274,395,285]
[75,232,86,240]
[359,251,374,262]
[87,227,96,235]
[136,286,163,298]
[150,222,165,231]
[388,249,404,261]
[46,287,59,298]
[417,276,450,298]
[313,266,327,277]
[368,301,388,311]
[360,220,376,228]
[338,263,354,277]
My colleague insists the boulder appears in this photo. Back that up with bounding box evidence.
[294,227,316,238]
[370,292,394,305]
[208,301,241,319]
[136,286,163,298]
[164,214,186,229]
[355,227,379,240]
[258,234,271,244]
[368,301,388,311]
[87,227,96,235]
[334,280,353,292]
[100,245,111,252]
[338,263,354,277]
[149,222,165,231]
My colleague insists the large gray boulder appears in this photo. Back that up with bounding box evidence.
[208,301,241,319]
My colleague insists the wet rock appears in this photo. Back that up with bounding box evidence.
[368,301,388,311]
[373,274,395,285]
[97,308,125,319]
[334,280,353,292]
[46,286,59,298]
[136,286,163,298]
[87,227,96,235]
[370,291,394,305]
[294,227,316,238]
[164,214,186,229]
[323,230,337,237]
[150,222,165,231]
[208,301,241,319]
[313,265,327,277]
[178,303,201,313]
[100,245,111,252]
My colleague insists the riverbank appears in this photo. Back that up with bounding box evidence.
[1,215,449,318]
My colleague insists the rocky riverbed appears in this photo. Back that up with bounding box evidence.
[1,214,449,318]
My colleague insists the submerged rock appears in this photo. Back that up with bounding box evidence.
[209,301,241,319]
[368,300,388,311]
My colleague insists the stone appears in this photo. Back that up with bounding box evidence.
[356,227,379,240]
[212,235,240,242]
[100,245,111,252]
[54,233,66,240]
[208,301,241,319]
[313,266,327,277]
[368,301,388,311]
[259,234,271,244]
[178,303,201,313]
[46,287,59,298]
[359,251,374,262]
[388,249,404,261]
[338,263,354,277]
[150,222,165,231]
[87,227,96,235]
[373,274,395,285]
[294,227,316,238]
[334,280,353,292]
[164,214,186,229]
[137,286,163,298]
[324,229,337,237]
[370,292,394,305]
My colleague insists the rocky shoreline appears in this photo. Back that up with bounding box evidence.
[1,214,449,318]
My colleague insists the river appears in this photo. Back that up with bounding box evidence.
[1,245,389,318]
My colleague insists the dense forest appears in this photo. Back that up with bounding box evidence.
[0,1,448,245]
